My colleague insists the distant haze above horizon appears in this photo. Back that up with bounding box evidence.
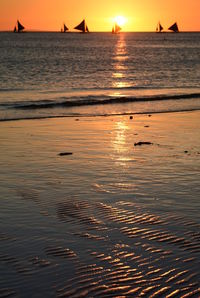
[0,0,199,32]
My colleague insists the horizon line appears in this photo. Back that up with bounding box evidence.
[1,30,200,33]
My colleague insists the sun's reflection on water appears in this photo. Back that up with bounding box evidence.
[113,121,128,147]
[111,120,132,163]
[112,34,130,90]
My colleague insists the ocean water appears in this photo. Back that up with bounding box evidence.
[0,32,200,120]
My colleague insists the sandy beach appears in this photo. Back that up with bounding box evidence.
[0,110,200,297]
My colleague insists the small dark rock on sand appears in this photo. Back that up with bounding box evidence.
[134,142,153,146]
[58,152,73,156]
[130,116,133,120]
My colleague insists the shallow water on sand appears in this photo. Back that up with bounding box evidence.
[0,111,200,296]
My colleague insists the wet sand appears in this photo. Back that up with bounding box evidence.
[0,111,200,297]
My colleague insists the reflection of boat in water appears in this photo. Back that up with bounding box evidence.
[168,22,179,32]
[112,23,121,34]
[14,20,25,33]
[61,23,69,33]
[74,19,89,33]
[156,22,164,33]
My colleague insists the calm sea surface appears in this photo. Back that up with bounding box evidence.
[0,32,200,120]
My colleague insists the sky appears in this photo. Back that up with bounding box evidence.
[0,0,199,32]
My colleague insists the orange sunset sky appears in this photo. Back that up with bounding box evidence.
[0,0,199,32]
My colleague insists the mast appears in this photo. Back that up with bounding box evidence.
[74,19,89,33]
[168,22,179,32]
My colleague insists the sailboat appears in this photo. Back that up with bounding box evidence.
[74,19,89,33]
[168,22,179,33]
[112,23,121,34]
[14,20,25,33]
[61,23,69,33]
[156,22,164,33]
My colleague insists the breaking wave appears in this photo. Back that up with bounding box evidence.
[2,92,200,110]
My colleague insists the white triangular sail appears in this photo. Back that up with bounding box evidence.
[63,23,69,32]
[156,22,163,32]
[112,23,121,34]
[168,22,179,32]
[74,19,89,33]
[14,20,25,33]
[17,20,25,32]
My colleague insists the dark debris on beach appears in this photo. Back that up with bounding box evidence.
[58,152,73,156]
[134,141,153,146]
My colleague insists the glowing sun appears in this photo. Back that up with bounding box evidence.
[114,16,127,27]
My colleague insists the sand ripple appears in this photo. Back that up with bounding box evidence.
[1,198,200,296]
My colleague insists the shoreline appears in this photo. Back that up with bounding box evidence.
[1,106,200,122]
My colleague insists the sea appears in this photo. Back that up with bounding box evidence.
[0,31,200,121]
